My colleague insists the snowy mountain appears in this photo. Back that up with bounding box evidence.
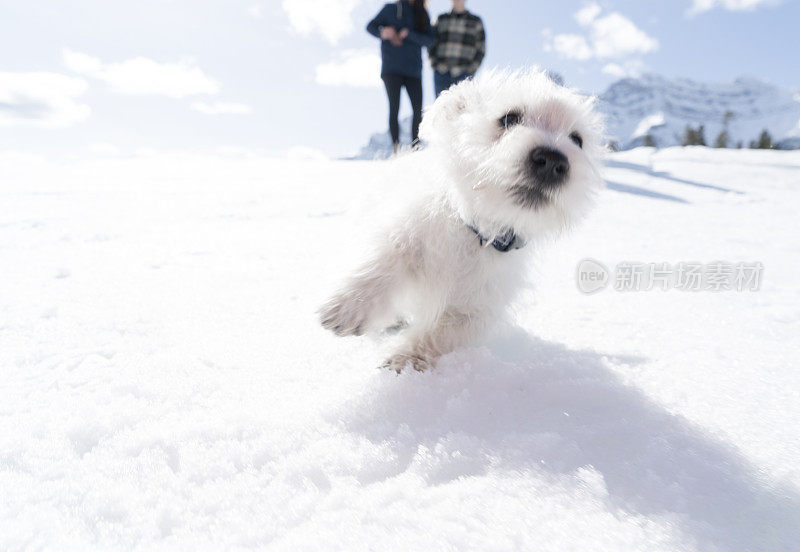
[352,74,800,158]
[602,74,800,150]
[348,115,414,160]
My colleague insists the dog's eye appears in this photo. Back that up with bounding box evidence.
[569,131,583,149]
[501,111,523,129]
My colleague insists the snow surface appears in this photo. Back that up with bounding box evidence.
[1,148,799,551]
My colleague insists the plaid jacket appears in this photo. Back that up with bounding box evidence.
[429,11,486,77]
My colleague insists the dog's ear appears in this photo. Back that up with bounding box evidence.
[419,80,478,143]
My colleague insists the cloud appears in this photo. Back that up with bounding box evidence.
[0,72,90,128]
[191,101,254,115]
[63,49,220,98]
[546,4,658,61]
[601,63,630,78]
[589,12,658,58]
[689,0,782,14]
[248,4,263,18]
[282,0,364,44]
[62,50,103,75]
[602,60,647,78]
[315,50,381,88]
[575,3,602,26]
[545,34,593,61]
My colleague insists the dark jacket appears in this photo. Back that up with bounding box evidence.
[367,1,434,79]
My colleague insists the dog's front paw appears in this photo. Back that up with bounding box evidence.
[381,352,432,374]
[319,293,368,337]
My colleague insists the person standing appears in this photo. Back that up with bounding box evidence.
[430,0,486,98]
[367,0,434,153]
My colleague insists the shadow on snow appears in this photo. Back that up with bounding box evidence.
[606,159,745,195]
[606,180,690,203]
[339,328,800,552]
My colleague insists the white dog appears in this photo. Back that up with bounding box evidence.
[320,70,604,372]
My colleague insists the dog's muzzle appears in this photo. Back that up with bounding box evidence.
[511,147,570,209]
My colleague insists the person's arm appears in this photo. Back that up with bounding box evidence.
[468,18,486,74]
[404,12,435,48]
[366,5,390,39]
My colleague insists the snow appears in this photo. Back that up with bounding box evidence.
[633,112,666,139]
[1,147,799,550]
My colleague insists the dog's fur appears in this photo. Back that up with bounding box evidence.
[320,70,604,372]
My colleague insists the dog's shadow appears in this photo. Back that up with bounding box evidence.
[337,329,800,551]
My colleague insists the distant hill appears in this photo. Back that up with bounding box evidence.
[601,74,800,150]
[348,115,414,160]
[351,74,800,159]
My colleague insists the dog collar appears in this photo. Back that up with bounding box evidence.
[466,224,526,252]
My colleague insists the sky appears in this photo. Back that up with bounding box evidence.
[1,0,799,159]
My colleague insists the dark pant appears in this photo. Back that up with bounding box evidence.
[434,70,473,98]
[381,73,423,145]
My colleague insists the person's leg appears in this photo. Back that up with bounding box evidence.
[434,70,453,99]
[405,76,423,146]
[382,74,402,146]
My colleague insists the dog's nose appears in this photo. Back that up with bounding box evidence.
[529,147,570,185]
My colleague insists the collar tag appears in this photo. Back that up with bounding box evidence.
[466,224,525,252]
